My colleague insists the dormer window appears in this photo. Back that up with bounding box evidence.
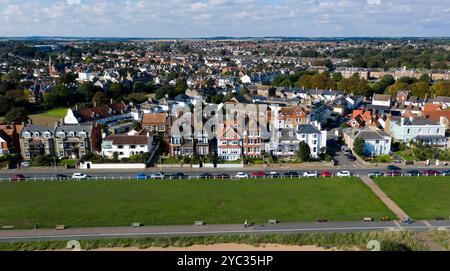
[43,132,52,138]
[34,132,40,138]
[23,132,31,139]
[69,132,75,137]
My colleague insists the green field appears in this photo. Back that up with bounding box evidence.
[29,108,68,126]
[40,108,69,118]
[375,177,450,219]
[0,178,394,229]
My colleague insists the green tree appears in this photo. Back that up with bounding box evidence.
[0,95,10,115]
[5,107,28,124]
[108,83,123,99]
[386,82,410,96]
[432,80,450,97]
[92,91,108,106]
[353,138,365,157]
[411,81,430,98]
[338,74,371,96]
[297,141,311,162]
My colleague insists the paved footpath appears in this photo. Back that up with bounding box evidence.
[1,221,450,243]
[360,176,409,220]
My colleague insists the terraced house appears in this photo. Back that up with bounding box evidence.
[54,124,102,159]
[19,125,55,159]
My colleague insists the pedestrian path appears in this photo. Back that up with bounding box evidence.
[360,175,409,220]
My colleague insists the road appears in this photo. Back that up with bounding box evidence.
[1,165,449,180]
[1,220,450,242]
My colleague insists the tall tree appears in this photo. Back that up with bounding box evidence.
[5,107,28,124]
[297,141,311,162]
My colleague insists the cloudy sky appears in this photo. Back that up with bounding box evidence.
[0,0,449,37]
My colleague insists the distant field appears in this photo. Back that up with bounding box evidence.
[375,177,450,219]
[29,108,68,126]
[0,178,393,229]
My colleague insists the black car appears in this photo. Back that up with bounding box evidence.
[199,173,213,179]
[267,172,282,178]
[283,171,300,178]
[171,172,187,179]
[347,155,357,161]
[406,170,422,176]
[56,174,68,180]
[387,165,402,171]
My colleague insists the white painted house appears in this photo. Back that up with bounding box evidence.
[343,127,392,156]
[101,134,153,159]
[372,94,392,107]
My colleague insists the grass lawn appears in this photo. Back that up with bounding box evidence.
[40,108,69,118]
[395,151,415,161]
[29,108,68,126]
[372,155,393,163]
[161,157,181,164]
[375,177,450,220]
[0,178,394,229]
[57,159,77,167]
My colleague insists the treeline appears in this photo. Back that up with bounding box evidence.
[272,71,450,98]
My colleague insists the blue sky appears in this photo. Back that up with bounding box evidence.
[0,0,449,37]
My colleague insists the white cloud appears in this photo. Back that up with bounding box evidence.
[67,0,81,5]
[367,0,381,5]
[0,0,448,37]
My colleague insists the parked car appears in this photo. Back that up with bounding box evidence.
[20,161,31,168]
[368,172,383,178]
[422,170,441,176]
[321,170,333,177]
[215,173,230,179]
[56,174,68,180]
[336,171,351,177]
[387,165,402,171]
[10,174,26,181]
[441,170,450,176]
[199,173,213,179]
[406,170,422,176]
[172,172,187,179]
[72,173,88,180]
[303,171,318,178]
[385,171,402,177]
[251,171,266,178]
[267,172,282,178]
[235,172,249,179]
[150,172,165,179]
[346,155,357,161]
[283,171,299,178]
[135,173,148,180]
[400,217,415,224]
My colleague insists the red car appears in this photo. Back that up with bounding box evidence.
[10,174,26,181]
[386,171,402,177]
[422,170,441,176]
[251,171,266,178]
[321,170,333,177]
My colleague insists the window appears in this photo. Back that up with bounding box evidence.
[118,145,124,149]
[407,129,411,134]
[130,145,136,149]
[375,140,380,144]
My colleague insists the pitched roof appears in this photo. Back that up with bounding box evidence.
[74,102,127,123]
[424,110,450,123]
[141,113,168,125]
[297,124,321,134]
[103,135,150,145]
[373,94,392,101]
[423,103,442,112]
